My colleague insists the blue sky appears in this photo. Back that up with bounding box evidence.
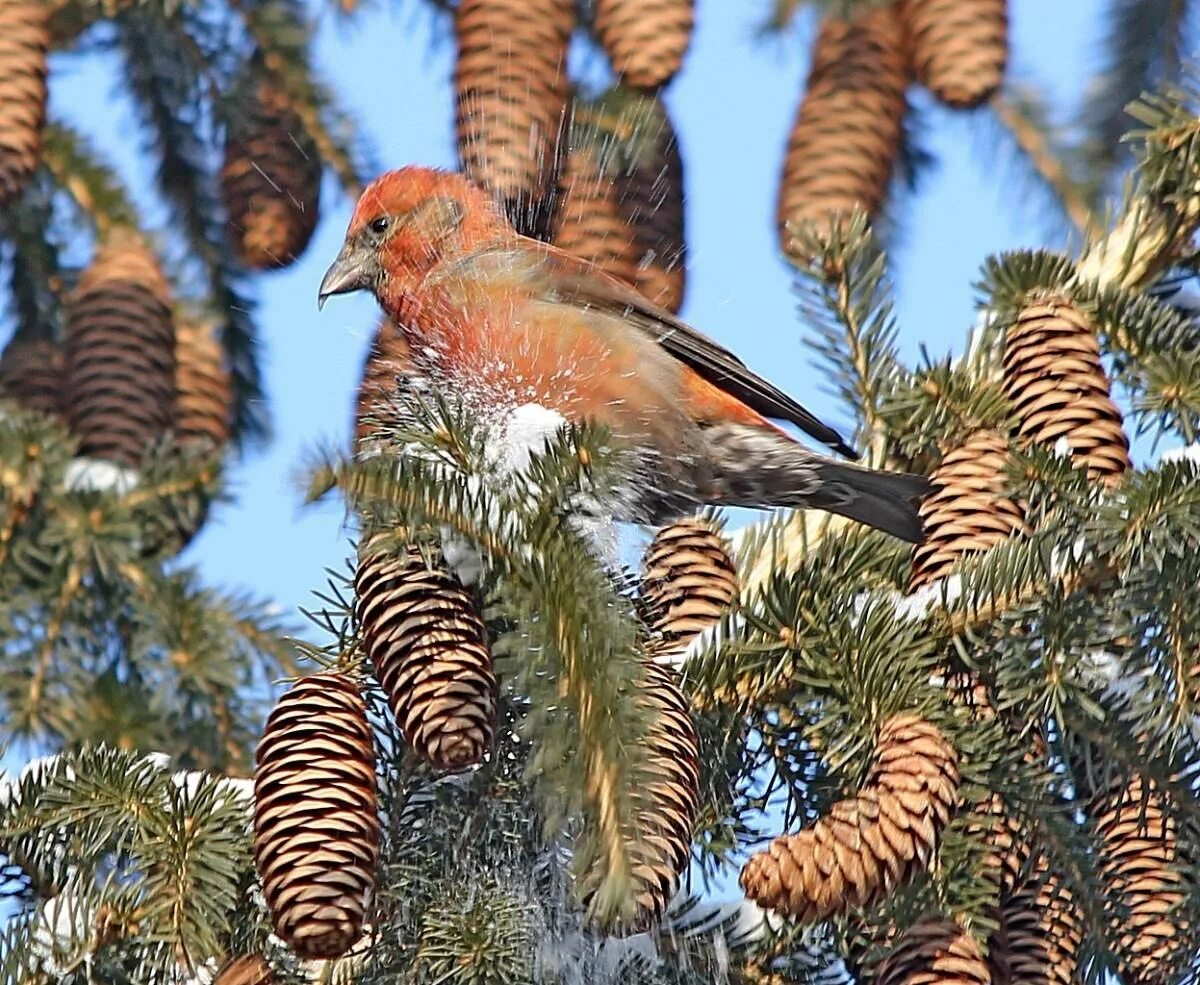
[45,0,1109,633]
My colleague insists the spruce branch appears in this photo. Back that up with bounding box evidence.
[987,85,1092,234]
[1077,76,1200,292]
[790,213,903,466]
[313,394,658,928]
[39,120,139,235]
[116,9,267,445]
[0,169,64,343]
[233,0,370,196]
[1079,0,1192,199]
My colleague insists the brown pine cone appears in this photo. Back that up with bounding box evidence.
[355,543,495,771]
[221,71,321,270]
[777,4,908,263]
[1002,294,1130,484]
[454,0,574,238]
[996,863,1084,985]
[353,316,413,452]
[901,0,1007,110]
[580,658,700,934]
[0,1,48,207]
[876,917,992,985]
[213,954,274,985]
[592,0,694,89]
[174,318,231,451]
[640,516,737,652]
[740,714,959,922]
[0,336,63,419]
[253,672,379,960]
[1094,776,1193,984]
[909,431,1027,591]
[554,88,687,312]
[65,230,177,467]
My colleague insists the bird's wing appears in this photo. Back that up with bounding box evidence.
[444,242,859,459]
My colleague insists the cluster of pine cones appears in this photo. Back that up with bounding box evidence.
[0,4,320,268]
[736,285,1180,981]
[0,3,321,487]
[778,0,1008,261]
[240,518,737,972]
[0,230,231,478]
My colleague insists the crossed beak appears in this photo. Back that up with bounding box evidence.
[317,242,379,309]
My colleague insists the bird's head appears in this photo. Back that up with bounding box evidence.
[318,166,507,309]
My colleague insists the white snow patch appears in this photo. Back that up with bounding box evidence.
[31,883,97,978]
[890,575,964,623]
[1161,442,1200,467]
[63,457,140,495]
[490,403,570,476]
[141,751,172,772]
[439,526,486,586]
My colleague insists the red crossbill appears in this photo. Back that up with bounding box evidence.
[320,167,929,542]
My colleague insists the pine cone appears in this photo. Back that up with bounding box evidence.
[997,861,1084,985]
[213,955,274,985]
[454,0,574,238]
[876,917,992,985]
[581,659,700,933]
[174,318,231,451]
[355,544,495,771]
[909,431,1027,591]
[0,1,48,206]
[0,336,63,419]
[641,516,738,652]
[741,714,959,922]
[777,5,908,263]
[1002,294,1130,484]
[901,0,1007,110]
[253,672,379,960]
[354,317,413,452]
[592,0,694,89]
[221,72,321,270]
[65,231,177,467]
[554,88,687,312]
[1095,775,1193,984]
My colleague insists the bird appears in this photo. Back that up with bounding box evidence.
[318,166,931,542]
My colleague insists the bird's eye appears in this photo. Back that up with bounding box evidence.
[369,216,390,235]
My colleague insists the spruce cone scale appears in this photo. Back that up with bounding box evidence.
[174,319,231,450]
[0,1,49,206]
[901,0,1007,109]
[777,5,907,261]
[222,77,321,270]
[1002,296,1130,483]
[253,672,378,960]
[909,431,1027,591]
[741,715,959,922]
[998,862,1084,985]
[355,545,495,771]
[592,0,694,89]
[454,0,574,237]
[876,917,992,985]
[65,233,177,467]
[641,517,738,652]
[1095,776,1193,984]
[0,336,63,419]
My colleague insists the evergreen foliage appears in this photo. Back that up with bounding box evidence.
[5,2,1200,984]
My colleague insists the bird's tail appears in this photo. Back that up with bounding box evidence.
[704,424,932,543]
[805,459,932,544]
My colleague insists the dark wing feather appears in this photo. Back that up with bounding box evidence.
[457,242,859,459]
